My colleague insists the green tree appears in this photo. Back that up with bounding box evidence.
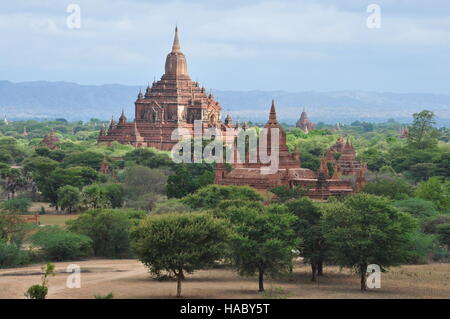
[286,198,326,281]
[82,184,111,209]
[223,204,298,292]
[131,213,230,297]
[182,184,263,210]
[436,224,450,247]
[0,168,27,199]
[57,185,81,213]
[103,184,125,208]
[166,163,215,198]
[67,209,146,257]
[362,177,413,200]
[43,166,98,206]
[123,166,167,198]
[30,226,92,261]
[322,194,416,291]
[63,151,105,170]
[269,185,309,203]
[124,148,172,168]
[415,177,450,212]
[0,198,31,213]
[359,148,390,172]
[407,110,439,149]
[393,198,438,220]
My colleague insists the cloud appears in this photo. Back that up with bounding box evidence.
[0,0,449,92]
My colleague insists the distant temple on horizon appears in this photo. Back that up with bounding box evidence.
[97,27,224,151]
[296,108,315,133]
[40,128,60,150]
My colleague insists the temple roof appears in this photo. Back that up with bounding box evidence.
[164,26,188,77]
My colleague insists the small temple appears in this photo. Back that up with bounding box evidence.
[399,126,409,139]
[215,100,362,199]
[40,129,60,150]
[98,27,224,150]
[296,108,315,133]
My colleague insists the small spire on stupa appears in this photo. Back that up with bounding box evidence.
[137,88,143,99]
[268,99,278,124]
[172,25,181,53]
[119,109,127,123]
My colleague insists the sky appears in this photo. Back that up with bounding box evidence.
[0,0,449,94]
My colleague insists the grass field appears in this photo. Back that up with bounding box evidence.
[1,259,449,299]
[38,214,79,227]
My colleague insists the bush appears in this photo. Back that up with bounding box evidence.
[405,231,439,264]
[57,185,81,213]
[30,227,92,261]
[67,209,146,258]
[393,198,438,220]
[1,198,32,213]
[125,192,165,212]
[25,285,48,299]
[152,199,192,214]
[0,241,29,268]
[25,263,55,299]
[362,177,413,200]
[423,215,450,234]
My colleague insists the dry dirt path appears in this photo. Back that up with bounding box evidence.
[0,259,449,299]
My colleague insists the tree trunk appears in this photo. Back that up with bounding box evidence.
[180,269,185,281]
[360,264,367,291]
[258,269,264,292]
[311,263,317,282]
[176,270,182,298]
[318,260,323,276]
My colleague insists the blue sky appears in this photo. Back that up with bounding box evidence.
[0,0,449,93]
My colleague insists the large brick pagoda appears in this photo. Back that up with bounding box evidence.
[98,27,223,151]
[215,101,360,199]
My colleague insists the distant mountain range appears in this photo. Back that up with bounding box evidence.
[1,80,449,126]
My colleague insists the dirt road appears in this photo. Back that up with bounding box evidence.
[1,259,449,299]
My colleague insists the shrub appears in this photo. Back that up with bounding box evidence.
[1,198,32,213]
[405,231,439,264]
[25,263,55,299]
[393,198,438,220]
[57,185,81,213]
[362,177,413,200]
[30,226,92,261]
[152,199,192,214]
[67,209,146,258]
[0,241,29,268]
[182,184,263,210]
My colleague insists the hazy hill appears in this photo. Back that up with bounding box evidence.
[1,80,449,126]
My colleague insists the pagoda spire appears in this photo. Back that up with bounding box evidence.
[172,26,181,53]
[268,99,278,124]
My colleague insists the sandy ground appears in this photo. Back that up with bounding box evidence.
[0,259,449,299]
